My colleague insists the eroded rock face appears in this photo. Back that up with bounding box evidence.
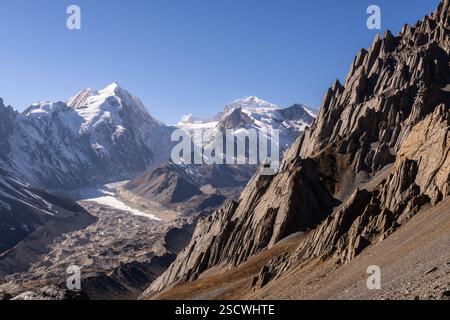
[145,158,339,294]
[299,104,449,264]
[142,0,450,297]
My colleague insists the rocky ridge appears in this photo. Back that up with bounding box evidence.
[142,0,450,298]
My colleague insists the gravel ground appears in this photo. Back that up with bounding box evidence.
[0,201,185,298]
[254,198,450,300]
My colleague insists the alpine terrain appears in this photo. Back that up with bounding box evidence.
[0,83,174,190]
[142,0,450,300]
[0,87,314,299]
[117,97,315,216]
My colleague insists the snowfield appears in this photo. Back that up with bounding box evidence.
[85,194,161,221]
[71,183,161,221]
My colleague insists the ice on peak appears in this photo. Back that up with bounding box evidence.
[108,81,120,88]
[226,96,278,111]
[303,106,317,118]
[179,114,194,123]
[240,96,267,103]
[178,114,217,125]
[220,96,279,119]
[24,101,66,116]
[68,82,128,108]
[67,88,98,108]
[99,82,122,95]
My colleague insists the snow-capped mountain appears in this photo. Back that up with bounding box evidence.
[121,97,316,212]
[178,96,316,153]
[0,83,174,190]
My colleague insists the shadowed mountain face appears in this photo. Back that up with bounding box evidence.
[142,0,450,298]
[0,83,174,190]
[0,169,96,275]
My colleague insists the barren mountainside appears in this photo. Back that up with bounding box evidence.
[143,0,450,298]
[0,169,95,274]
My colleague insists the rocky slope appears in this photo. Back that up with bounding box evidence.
[0,169,95,274]
[0,83,173,190]
[144,198,450,300]
[119,161,255,216]
[142,0,450,298]
[0,200,195,300]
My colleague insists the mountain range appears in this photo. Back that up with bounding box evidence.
[142,0,450,300]
[178,96,315,152]
[118,97,316,215]
[0,83,173,190]
[2,0,449,302]
[0,82,314,299]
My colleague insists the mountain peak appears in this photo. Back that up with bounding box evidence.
[291,103,318,118]
[222,96,278,118]
[99,82,122,95]
[230,96,278,108]
[240,96,263,102]
[67,82,128,108]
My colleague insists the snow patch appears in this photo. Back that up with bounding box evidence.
[74,184,161,221]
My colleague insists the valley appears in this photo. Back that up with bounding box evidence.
[64,182,163,221]
[1,0,449,303]
[0,83,314,300]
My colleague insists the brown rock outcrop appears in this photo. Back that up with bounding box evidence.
[142,0,450,298]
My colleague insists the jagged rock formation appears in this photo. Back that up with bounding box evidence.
[142,0,450,298]
[301,105,449,264]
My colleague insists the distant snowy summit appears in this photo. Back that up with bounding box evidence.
[25,82,163,134]
[222,96,278,114]
[120,96,316,216]
[177,96,316,152]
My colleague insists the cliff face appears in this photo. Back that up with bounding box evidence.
[300,105,449,265]
[143,0,450,297]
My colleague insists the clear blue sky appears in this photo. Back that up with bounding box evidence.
[0,0,440,124]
